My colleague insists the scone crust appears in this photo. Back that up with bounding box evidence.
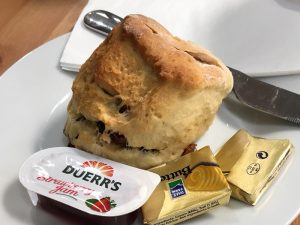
[122,14,230,89]
[64,14,233,169]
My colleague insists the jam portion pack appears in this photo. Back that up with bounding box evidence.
[19,147,160,224]
[142,146,231,225]
[215,129,293,205]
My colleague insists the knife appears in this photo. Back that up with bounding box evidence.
[229,67,300,124]
[84,10,300,125]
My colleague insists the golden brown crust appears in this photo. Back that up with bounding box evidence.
[64,14,233,169]
[122,14,230,89]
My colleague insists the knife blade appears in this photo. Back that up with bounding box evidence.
[230,67,300,124]
[84,10,300,125]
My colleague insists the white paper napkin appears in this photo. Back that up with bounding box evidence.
[60,0,300,76]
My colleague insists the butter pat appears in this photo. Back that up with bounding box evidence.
[215,129,293,205]
[142,146,231,225]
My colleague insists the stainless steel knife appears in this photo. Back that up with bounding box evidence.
[84,10,300,125]
[229,67,300,124]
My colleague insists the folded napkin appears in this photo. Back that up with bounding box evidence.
[60,0,300,76]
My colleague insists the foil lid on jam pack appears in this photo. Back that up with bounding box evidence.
[142,146,231,225]
[19,147,160,216]
[215,129,293,206]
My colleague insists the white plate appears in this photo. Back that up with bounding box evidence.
[0,34,299,225]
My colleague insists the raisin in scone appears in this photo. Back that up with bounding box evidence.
[64,14,233,169]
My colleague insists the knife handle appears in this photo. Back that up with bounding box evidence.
[84,10,123,36]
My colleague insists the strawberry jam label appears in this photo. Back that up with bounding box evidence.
[19,147,160,216]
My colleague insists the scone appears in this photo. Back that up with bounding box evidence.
[64,14,233,169]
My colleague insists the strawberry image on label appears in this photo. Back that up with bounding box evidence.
[85,197,117,213]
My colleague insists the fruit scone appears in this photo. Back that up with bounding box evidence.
[64,14,233,169]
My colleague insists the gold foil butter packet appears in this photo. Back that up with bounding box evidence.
[142,146,231,225]
[215,129,293,206]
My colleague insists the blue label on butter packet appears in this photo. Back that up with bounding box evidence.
[168,179,186,199]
